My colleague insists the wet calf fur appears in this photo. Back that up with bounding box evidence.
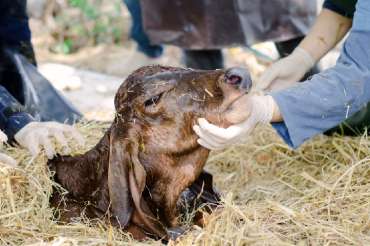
[49,65,251,240]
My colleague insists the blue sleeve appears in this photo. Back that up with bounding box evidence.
[0,85,34,141]
[271,0,370,148]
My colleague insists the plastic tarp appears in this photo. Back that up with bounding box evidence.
[140,0,317,49]
[4,48,82,124]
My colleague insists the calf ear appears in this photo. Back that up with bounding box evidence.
[107,124,134,227]
[108,124,166,237]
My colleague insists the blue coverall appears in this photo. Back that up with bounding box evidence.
[272,0,370,148]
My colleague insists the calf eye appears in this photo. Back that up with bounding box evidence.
[144,93,163,107]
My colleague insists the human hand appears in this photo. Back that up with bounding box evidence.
[14,122,85,159]
[256,47,314,92]
[193,95,275,150]
[0,130,17,167]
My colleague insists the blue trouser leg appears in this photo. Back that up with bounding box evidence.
[123,0,163,58]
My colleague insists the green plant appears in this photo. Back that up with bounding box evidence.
[51,0,127,54]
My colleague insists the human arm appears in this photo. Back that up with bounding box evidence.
[270,0,370,147]
[256,7,352,91]
[298,8,352,62]
[0,85,84,158]
[194,0,370,149]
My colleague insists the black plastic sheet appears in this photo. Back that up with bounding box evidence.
[140,0,317,49]
[4,48,82,124]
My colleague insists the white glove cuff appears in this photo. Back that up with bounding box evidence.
[292,47,315,70]
[0,130,8,143]
[251,95,275,124]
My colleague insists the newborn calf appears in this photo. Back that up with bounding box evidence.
[49,65,252,240]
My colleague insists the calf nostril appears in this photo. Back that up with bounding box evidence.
[227,75,242,85]
[225,67,252,90]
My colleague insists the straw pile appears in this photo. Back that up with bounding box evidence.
[1,122,370,245]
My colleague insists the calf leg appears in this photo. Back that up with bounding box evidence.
[50,191,104,223]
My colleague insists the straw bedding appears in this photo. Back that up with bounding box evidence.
[1,121,370,245]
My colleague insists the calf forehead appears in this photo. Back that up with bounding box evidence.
[114,67,187,111]
[122,66,190,95]
[115,66,223,110]
[142,70,224,90]
[132,65,186,78]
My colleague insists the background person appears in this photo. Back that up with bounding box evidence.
[139,0,319,76]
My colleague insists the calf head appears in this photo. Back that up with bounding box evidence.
[50,65,252,240]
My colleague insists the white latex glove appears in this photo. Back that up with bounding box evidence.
[193,95,275,150]
[0,130,8,144]
[14,122,85,159]
[256,47,315,92]
[0,130,17,167]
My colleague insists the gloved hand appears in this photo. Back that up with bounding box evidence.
[0,130,17,167]
[256,47,315,92]
[193,95,275,150]
[14,122,85,159]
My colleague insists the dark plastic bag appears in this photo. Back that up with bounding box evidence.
[140,0,317,49]
[4,48,82,124]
